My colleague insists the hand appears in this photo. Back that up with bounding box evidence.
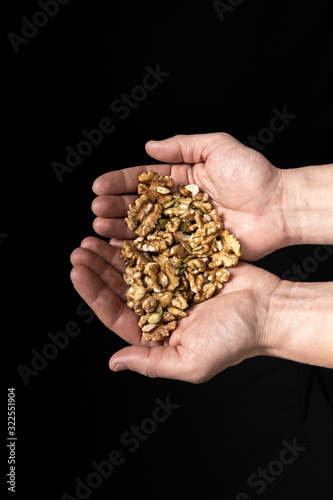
[91,133,290,261]
[70,237,282,383]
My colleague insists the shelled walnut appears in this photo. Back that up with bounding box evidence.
[121,171,242,341]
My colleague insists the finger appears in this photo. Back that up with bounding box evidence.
[145,133,232,164]
[92,165,173,196]
[109,344,199,382]
[79,236,125,273]
[92,162,196,196]
[93,217,136,239]
[70,264,142,345]
[109,238,134,249]
[70,247,127,301]
[91,194,137,218]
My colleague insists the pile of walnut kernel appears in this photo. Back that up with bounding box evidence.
[121,171,242,341]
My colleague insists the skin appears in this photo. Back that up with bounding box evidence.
[70,240,281,383]
[91,133,289,261]
[70,133,333,382]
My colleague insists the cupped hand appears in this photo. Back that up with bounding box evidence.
[91,133,289,261]
[70,237,281,383]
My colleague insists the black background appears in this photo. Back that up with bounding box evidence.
[2,1,333,499]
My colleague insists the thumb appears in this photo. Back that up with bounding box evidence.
[145,133,226,164]
[109,344,195,382]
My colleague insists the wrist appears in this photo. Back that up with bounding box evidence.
[262,279,333,368]
[280,164,333,246]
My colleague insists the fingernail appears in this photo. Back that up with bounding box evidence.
[113,363,128,372]
[109,238,125,248]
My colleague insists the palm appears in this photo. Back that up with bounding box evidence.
[70,237,280,383]
[193,137,285,260]
[91,133,286,261]
[150,262,280,382]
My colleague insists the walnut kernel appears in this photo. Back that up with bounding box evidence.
[122,171,242,341]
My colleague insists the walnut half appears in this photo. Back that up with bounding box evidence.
[121,171,242,341]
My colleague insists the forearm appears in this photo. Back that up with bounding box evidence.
[281,163,333,246]
[264,280,333,368]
